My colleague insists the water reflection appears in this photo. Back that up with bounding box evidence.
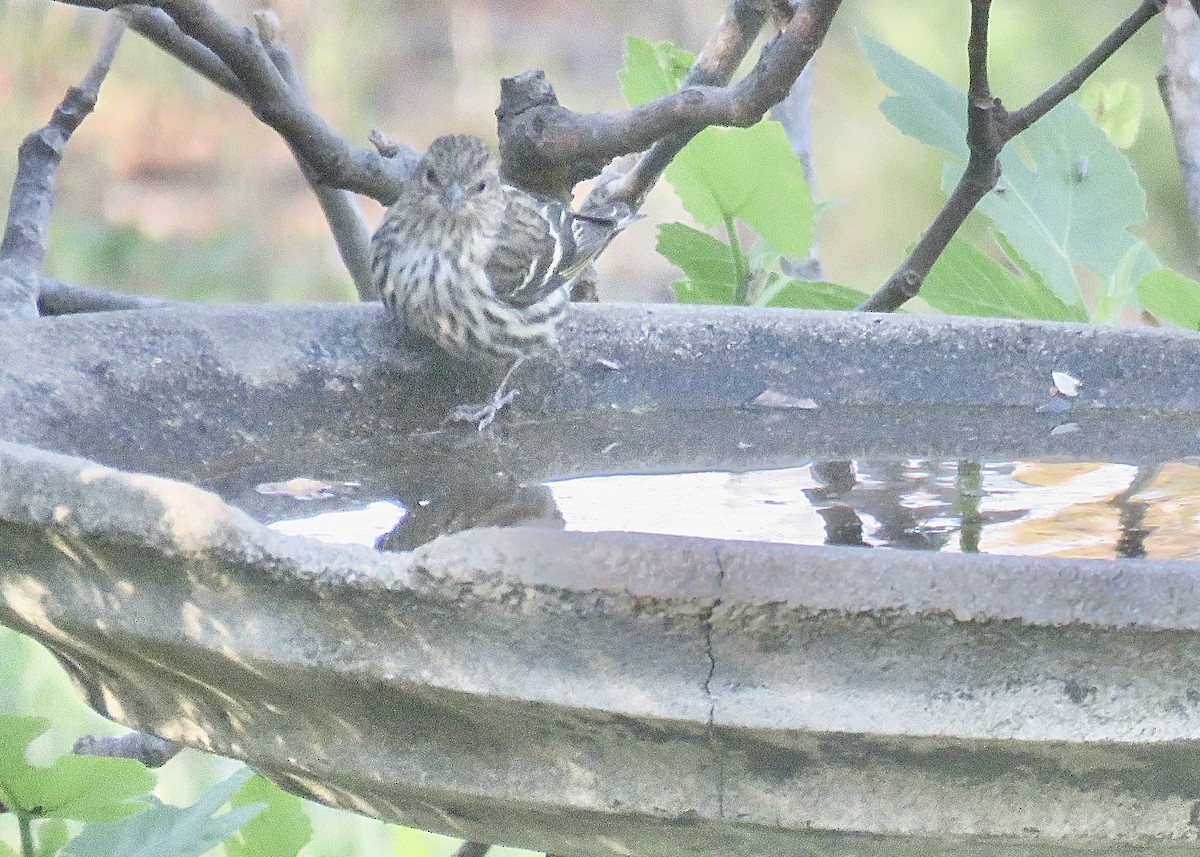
[546,460,1200,560]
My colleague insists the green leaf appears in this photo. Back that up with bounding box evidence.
[657,220,739,290]
[756,278,868,310]
[64,767,260,857]
[922,237,1087,322]
[859,33,968,160]
[619,36,693,106]
[672,279,737,305]
[224,774,312,857]
[0,716,154,822]
[1097,240,1161,322]
[34,818,69,857]
[666,121,815,257]
[970,99,1145,305]
[864,32,1146,307]
[1078,79,1143,149]
[1138,268,1200,330]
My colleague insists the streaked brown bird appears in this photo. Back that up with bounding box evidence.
[371,134,636,429]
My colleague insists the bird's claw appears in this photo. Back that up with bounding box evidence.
[446,388,520,431]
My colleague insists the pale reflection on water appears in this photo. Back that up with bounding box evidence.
[269,461,1200,561]
[549,461,1200,560]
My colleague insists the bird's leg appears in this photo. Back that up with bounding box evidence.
[447,357,524,431]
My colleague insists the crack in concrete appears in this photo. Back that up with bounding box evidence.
[702,542,726,818]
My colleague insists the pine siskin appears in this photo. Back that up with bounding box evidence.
[370,134,636,429]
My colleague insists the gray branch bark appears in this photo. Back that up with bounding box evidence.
[0,17,124,319]
[1160,0,1200,263]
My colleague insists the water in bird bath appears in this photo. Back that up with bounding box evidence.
[257,455,1200,561]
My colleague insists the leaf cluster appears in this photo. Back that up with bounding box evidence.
[0,715,310,857]
[622,33,1200,328]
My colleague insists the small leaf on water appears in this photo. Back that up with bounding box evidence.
[1051,371,1082,397]
[750,390,819,410]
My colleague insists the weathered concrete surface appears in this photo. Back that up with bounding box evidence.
[1,302,1200,854]
[4,441,1200,854]
[0,302,1197,489]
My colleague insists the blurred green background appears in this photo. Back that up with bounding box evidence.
[1,1,1196,854]
[2,0,1194,305]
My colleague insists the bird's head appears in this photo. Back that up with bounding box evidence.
[413,135,503,220]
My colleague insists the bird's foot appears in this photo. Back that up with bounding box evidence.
[446,387,520,431]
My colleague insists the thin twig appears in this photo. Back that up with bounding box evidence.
[772,56,825,280]
[116,5,383,300]
[494,0,843,208]
[0,15,125,319]
[58,0,409,202]
[253,11,376,301]
[1008,0,1167,135]
[594,0,776,208]
[118,5,244,97]
[74,731,182,767]
[858,0,1166,313]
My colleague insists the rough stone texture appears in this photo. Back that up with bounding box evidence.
[1,302,1200,854]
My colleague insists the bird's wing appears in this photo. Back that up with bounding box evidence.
[486,188,634,308]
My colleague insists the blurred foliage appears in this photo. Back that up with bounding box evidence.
[626,26,1200,325]
[2,0,1196,303]
[0,629,538,857]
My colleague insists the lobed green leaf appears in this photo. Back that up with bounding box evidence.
[64,767,260,857]
[666,122,815,258]
[224,773,312,857]
[619,36,693,107]
[922,237,1087,322]
[0,716,154,823]
[1078,79,1143,149]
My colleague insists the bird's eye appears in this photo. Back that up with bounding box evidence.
[473,180,488,194]
[424,166,439,186]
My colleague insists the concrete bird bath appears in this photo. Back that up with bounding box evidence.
[1,301,1199,855]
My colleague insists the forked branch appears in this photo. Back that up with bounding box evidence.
[859,0,1168,313]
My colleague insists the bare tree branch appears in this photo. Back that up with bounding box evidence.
[1008,0,1168,135]
[252,11,376,301]
[74,731,182,767]
[59,0,410,203]
[495,0,843,208]
[1160,0,1200,260]
[0,16,125,319]
[115,5,382,300]
[118,5,244,96]
[858,0,1167,313]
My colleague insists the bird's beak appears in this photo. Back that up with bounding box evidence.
[447,182,464,205]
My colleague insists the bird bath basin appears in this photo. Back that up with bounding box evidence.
[1,301,1200,856]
